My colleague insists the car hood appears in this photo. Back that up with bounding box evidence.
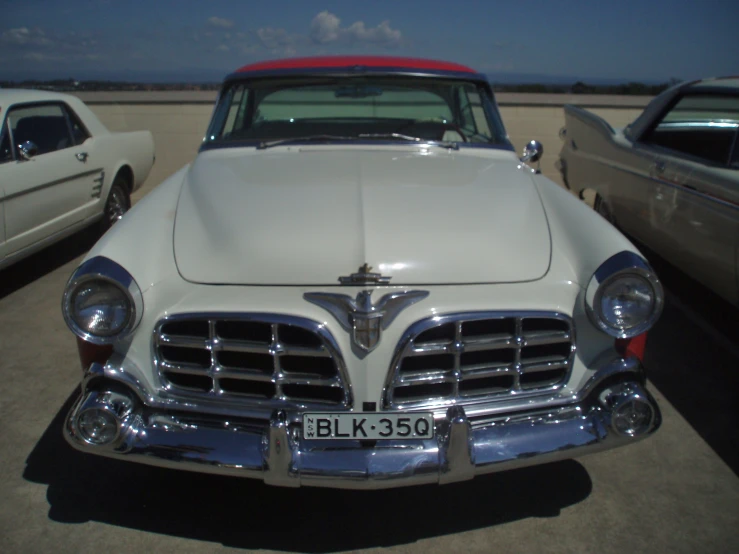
[174,147,551,285]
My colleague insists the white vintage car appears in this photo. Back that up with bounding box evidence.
[558,77,739,305]
[60,57,664,489]
[0,89,154,270]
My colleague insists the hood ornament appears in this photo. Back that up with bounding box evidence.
[305,289,429,353]
[339,263,391,285]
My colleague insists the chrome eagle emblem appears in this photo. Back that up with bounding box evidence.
[338,263,392,285]
[304,289,429,353]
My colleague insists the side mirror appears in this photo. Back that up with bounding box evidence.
[19,140,38,160]
[520,140,543,164]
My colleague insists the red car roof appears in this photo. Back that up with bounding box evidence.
[235,56,477,74]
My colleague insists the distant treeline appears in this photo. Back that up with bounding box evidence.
[493,80,679,95]
[0,79,221,92]
[2,79,677,95]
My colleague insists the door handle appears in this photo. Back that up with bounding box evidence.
[76,152,88,162]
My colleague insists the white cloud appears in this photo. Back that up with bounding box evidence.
[23,51,63,62]
[256,27,295,49]
[310,11,341,44]
[217,44,230,52]
[271,46,297,57]
[1,27,53,46]
[309,11,402,46]
[208,16,234,29]
[345,20,401,44]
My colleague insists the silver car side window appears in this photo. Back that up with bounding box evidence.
[642,94,739,166]
[0,116,12,164]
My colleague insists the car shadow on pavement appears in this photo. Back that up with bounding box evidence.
[0,225,99,300]
[640,251,739,477]
[24,392,593,552]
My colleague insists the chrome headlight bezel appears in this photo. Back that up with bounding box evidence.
[585,251,664,339]
[62,256,144,345]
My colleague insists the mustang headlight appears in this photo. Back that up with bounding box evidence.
[62,257,143,344]
[585,251,663,339]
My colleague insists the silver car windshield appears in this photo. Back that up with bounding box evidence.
[204,76,511,148]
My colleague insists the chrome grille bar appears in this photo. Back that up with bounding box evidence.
[384,311,575,410]
[154,313,352,408]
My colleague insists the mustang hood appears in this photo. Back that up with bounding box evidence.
[174,148,551,285]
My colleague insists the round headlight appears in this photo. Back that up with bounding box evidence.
[62,257,143,344]
[586,252,663,339]
[69,280,132,337]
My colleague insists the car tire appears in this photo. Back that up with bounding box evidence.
[100,176,131,232]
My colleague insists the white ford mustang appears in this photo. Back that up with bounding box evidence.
[60,56,664,489]
[0,89,154,270]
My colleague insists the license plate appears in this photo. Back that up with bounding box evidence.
[303,412,434,440]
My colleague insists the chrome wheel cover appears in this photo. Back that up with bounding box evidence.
[106,186,128,225]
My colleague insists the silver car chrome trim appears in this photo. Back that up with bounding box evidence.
[64,367,660,489]
[657,120,739,129]
[383,311,576,411]
[2,168,105,202]
[152,312,353,410]
[585,251,664,339]
[575,149,739,211]
[62,256,144,345]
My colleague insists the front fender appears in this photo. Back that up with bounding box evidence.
[532,173,642,288]
[84,165,188,293]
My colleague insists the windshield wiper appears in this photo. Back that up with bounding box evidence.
[357,132,459,150]
[257,132,460,150]
[257,135,358,149]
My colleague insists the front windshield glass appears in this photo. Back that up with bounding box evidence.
[205,76,511,147]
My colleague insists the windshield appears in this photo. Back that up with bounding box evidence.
[204,76,511,148]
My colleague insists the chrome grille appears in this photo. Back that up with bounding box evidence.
[154,314,351,408]
[384,312,575,409]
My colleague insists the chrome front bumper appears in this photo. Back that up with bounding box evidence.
[63,359,660,490]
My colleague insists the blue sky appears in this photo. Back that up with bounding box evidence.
[1,0,737,82]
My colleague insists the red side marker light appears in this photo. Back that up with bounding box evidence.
[615,333,648,362]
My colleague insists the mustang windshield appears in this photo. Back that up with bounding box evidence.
[205,76,510,147]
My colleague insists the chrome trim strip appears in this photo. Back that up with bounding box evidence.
[657,120,739,129]
[576,148,739,211]
[152,312,353,410]
[383,311,576,411]
[1,167,104,202]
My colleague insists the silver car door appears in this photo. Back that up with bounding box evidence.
[0,116,10,264]
[636,93,739,304]
[662,158,738,304]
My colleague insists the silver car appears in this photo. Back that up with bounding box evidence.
[558,77,739,305]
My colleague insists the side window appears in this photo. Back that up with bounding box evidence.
[642,94,739,166]
[7,103,74,156]
[64,105,91,145]
[0,116,12,164]
[220,86,248,137]
[456,88,478,135]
